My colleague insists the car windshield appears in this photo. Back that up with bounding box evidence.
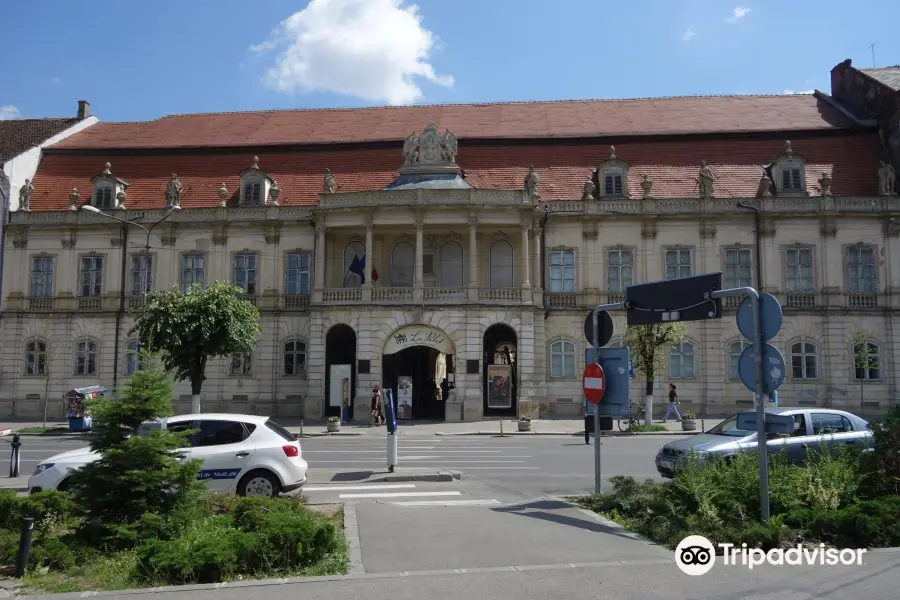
[706,415,755,438]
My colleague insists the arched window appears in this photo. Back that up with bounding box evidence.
[25,339,47,376]
[391,242,415,287]
[549,340,576,378]
[489,240,514,288]
[790,341,818,379]
[124,340,145,376]
[669,342,695,379]
[853,341,880,380]
[343,241,365,288]
[728,341,750,380]
[284,340,307,376]
[74,339,98,376]
[439,241,464,287]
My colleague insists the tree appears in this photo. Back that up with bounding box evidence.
[68,357,204,548]
[130,281,261,414]
[853,331,878,418]
[623,322,687,425]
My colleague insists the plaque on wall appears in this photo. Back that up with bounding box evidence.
[486,364,512,409]
[466,359,480,375]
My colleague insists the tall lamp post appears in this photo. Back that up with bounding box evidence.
[80,204,181,389]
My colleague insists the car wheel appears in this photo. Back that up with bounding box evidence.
[56,478,71,493]
[237,470,281,498]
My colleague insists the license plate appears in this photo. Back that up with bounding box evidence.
[660,460,674,470]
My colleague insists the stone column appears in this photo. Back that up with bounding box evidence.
[364,218,374,289]
[415,216,424,288]
[468,216,478,302]
[314,225,326,302]
[532,227,542,290]
[521,224,531,289]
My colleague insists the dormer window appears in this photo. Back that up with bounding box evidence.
[596,146,629,199]
[239,156,274,206]
[90,162,129,210]
[773,141,807,195]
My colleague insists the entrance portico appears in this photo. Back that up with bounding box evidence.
[381,324,457,421]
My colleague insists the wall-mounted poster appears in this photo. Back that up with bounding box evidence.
[397,376,413,420]
[487,365,512,409]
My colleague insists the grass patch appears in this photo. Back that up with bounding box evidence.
[630,424,668,432]
[0,492,348,594]
[15,427,70,435]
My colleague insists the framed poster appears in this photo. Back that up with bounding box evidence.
[487,364,512,409]
[397,376,413,420]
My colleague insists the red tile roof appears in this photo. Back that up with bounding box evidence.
[29,132,882,211]
[0,118,82,163]
[49,94,858,150]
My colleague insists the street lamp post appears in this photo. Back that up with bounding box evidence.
[80,204,181,389]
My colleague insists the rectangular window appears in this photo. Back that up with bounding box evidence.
[233,254,258,295]
[130,254,153,295]
[785,247,814,292]
[230,352,252,376]
[548,249,575,293]
[285,252,311,295]
[603,173,623,196]
[724,247,752,288]
[29,256,54,297]
[180,253,205,292]
[781,168,802,192]
[79,256,104,297]
[243,182,261,204]
[846,245,877,293]
[665,249,692,280]
[607,249,634,293]
[94,187,113,209]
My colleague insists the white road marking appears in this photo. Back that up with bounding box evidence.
[339,491,462,499]
[302,484,416,492]
[307,460,526,464]
[392,499,502,506]
[302,449,509,453]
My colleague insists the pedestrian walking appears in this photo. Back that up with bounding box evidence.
[371,385,384,426]
[662,383,682,422]
[584,398,595,444]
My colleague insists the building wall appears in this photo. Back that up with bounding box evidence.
[2,192,899,420]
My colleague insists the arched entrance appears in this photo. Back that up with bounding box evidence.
[325,324,356,420]
[382,324,456,421]
[483,324,517,417]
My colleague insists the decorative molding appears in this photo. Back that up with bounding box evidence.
[582,223,598,241]
[760,218,776,238]
[492,230,507,241]
[819,216,838,238]
[11,227,27,249]
[264,222,281,245]
[641,221,657,239]
[109,237,123,248]
[468,211,479,225]
[882,217,900,237]
[447,231,460,244]
[212,224,228,246]
[160,224,177,246]
[699,220,716,239]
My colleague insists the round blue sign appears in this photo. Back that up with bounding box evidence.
[736,292,783,343]
[738,343,786,395]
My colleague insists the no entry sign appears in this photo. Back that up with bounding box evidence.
[583,362,606,404]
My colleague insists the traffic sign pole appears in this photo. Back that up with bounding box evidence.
[589,302,624,494]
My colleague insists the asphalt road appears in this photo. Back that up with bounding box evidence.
[4,433,673,502]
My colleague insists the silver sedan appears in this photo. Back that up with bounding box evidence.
[655,407,873,478]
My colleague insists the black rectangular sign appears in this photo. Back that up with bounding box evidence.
[625,272,723,326]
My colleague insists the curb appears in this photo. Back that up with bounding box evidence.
[551,497,672,551]
[11,432,90,438]
[296,431,367,438]
[378,470,462,482]
[433,430,702,437]
[0,428,11,437]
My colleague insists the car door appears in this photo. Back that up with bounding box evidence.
[810,412,859,454]
[781,413,815,464]
[189,419,257,492]
[165,420,196,463]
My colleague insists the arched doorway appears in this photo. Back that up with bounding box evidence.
[382,324,456,421]
[483,324,517,417]
[325,324,356,420]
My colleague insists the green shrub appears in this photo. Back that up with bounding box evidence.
[28,537,78,571]
[0,528,19,565]
[860,406,900,498]
[0,490,73,531]
[785,496,900,548]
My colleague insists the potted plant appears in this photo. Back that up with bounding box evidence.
[518,416,532,432]
[681,411,697,431]
[326,416,341,433]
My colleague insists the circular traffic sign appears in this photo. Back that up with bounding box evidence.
[583,362,606,404]
[583,310,614,347]
[737,343,786,395]
[736,292,783,343]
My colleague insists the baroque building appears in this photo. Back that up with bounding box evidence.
[2,70,900,421]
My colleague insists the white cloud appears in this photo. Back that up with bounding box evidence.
[783,89,815,95]
[726,7,751,23]
[50,76,62,85]
[681,29,696,42]
[0,105,22,120]
[251,0,454,105]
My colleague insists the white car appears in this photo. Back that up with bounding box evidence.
[28,413,308,498]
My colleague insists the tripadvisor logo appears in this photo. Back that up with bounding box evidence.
[675,535,867,576]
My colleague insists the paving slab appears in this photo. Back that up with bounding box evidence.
[355,498,670,573]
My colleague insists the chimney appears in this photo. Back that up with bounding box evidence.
[77,100,90,120]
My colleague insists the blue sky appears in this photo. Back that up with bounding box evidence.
[2,0,899,122]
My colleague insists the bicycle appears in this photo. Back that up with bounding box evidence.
[618,403,646,432]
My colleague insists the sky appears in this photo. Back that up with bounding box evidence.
[2,0,899,123]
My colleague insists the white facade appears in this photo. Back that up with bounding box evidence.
[1,189,898,421]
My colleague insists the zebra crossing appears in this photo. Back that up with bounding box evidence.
[300,482,505,507]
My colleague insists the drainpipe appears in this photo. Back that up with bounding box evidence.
[111,223,128,391]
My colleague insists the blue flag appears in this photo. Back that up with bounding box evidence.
[348,254,366,284]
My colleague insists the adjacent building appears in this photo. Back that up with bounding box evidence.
[1,64,899,421]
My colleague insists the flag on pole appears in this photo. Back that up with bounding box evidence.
[348,254,366,284]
